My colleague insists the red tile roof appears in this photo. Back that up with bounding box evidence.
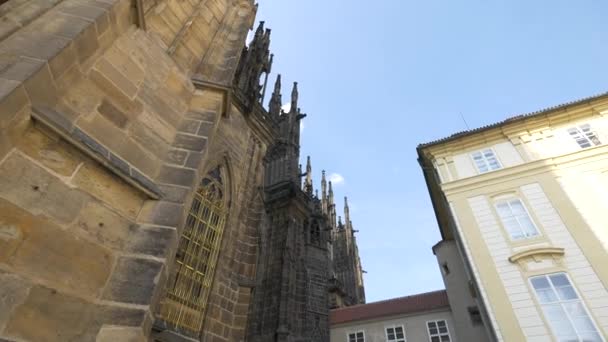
[330,290,450,325]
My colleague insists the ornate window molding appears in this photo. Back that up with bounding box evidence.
[508,247,564,264]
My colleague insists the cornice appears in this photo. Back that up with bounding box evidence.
[508,247,565,264]
[419,93,608,154]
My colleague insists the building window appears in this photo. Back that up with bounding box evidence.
[530,273,603,342]
[347,331,364,342]
[441,262,450,275]
[568,124,601,149]
[471,149,501,174]
[386,325,406,342]
[495,198,539,240]
[468,306,483,325]
[158,167,228,335]
[427,320,451,342]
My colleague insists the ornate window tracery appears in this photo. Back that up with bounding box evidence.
[158,166,228,335]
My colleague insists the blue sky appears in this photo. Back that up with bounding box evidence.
[256,1,608,303]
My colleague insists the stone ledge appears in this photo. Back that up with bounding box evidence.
[102,256,163,305]
[31,106,163,199]
[151,321,199,342]
[236,275,256,288]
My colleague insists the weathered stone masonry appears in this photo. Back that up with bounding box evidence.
[0,0,365,340]
[0,0,257,340]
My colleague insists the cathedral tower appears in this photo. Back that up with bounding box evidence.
[248,79,332,341]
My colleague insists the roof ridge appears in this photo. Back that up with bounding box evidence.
[331,289,447,312]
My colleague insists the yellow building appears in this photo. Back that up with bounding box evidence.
[418,93,608,341]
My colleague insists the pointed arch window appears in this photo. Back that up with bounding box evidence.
[158,166,228,335]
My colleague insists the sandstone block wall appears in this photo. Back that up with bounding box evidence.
[186,105,268,341]
[0,0,259,340]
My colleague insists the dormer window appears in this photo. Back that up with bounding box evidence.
[471,149,502,174]
[568,124,601,149]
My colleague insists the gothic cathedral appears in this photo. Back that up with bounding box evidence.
[0,0,364,341]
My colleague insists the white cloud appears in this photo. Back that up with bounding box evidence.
[245,30,255,45]
[329,173,345,185]
[279,103,305,133]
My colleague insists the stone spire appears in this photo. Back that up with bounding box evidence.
[321,170,327,214]
[254,20,264,38]
[261,29,272,72]
[290,81,298,113]
[235,20,273,104]
[268,74,282,117]
[328,181,336,228]
[344,196,350,229]
[260,53,273,104]
[304,156,313,195]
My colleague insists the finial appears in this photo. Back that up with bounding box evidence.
[266,53,273,72]
[344,196,350,226]
[268,74,282,116]
[321,170,327,197]
[274,74,282,95]
[328,181,334,204]
[290,82,298,113]
[255,21,265,36]
[304,156,313,195]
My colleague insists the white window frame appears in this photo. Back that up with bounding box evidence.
[346,330,365,342]
[529,272,605,342]
[385,324,406,342]
[568,123,602,149]
[470,148,502,174]
[426,319,451,342]
[494,197,541,241]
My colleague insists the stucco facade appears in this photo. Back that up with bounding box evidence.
[330,291,457,342]
[419,93,608,341]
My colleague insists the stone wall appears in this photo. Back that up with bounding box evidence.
[186,104,268,342]
[0,0,258,340]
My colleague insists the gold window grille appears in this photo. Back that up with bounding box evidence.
[158,167,227,335]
